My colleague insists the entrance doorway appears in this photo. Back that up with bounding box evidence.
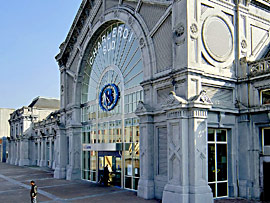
[98,151,121,187]
[263,162,270,201]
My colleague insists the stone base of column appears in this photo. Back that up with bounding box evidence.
[52,161,56,170]
[9,158,15,165]
[54,166,66,179]
[189,185,213,203]
[137,179,155,199]
[29,160,37,166]
[15,159,19,165]
[19,159,30,166]
[162,184,189,203]
[39,160,47,167]
[66,166,80,180]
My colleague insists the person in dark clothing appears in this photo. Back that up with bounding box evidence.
[103,165,109,186]
[30,180,37,203]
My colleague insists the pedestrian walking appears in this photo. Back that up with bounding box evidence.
[30,180,37,203]
[103,165,109,186]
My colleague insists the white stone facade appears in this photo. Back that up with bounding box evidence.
[7,97,60,167]
[7,0,270,202]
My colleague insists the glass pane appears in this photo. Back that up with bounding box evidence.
[133,125,139,143]
[133,143,140,177]
[209,183,216,198]
[116,120,122,143]
[262,90,270,104]
[264,129,270,146]
[114,157,121,187]
[133,177,139,190]
[91,171,96,181]
[208,129,215,141]
[125,119,132,143]
[91,151,97,171]
[217,129,226,142]
[208,144,215,182]
[104,123,109,143]
[217,144,227,181]
[124,143,133,176]
[99,156,104,170]
[125,176,132,189]
[217,182,227,197]
[85,171,89,180]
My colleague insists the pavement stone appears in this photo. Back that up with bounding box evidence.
[0,162,268,203]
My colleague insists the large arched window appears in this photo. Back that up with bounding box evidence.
[81,22,143,190]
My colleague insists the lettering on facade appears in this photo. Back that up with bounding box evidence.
[88,25,134,65]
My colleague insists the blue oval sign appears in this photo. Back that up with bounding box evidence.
[99,84,120,111]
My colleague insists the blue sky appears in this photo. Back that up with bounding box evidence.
[0,1,81,109]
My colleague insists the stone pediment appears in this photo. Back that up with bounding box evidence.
[162,91,188,108]
[162,91,212,110]
[189,90,212,104]
[135,101,154,115]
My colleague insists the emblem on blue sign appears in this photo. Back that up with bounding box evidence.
[99,83,120,111]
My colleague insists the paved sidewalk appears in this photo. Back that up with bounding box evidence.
[0,162,267,203]
[0,162,159,203]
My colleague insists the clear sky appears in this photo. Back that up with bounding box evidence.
[0,1,82,109]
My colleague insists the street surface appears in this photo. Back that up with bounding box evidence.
[0,162,267,203]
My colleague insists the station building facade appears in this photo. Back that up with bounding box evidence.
[7,97,60,167]
[7,0,270,202]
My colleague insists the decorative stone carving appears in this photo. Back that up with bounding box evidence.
[135,101,153,114]
[190,23,198,34]
[241,39,247,49]
[114,10,119,18]
[190,90,212,104]
[74,74,77,83]
[170,91,187,103]
[128,16,133,25]
[66,113,72,125]
[173,23,185,46]
[190,22,199,39]
[202,15,233,62]
[163,91,187,108]
[139,37,145,48]
[99,15,104,23]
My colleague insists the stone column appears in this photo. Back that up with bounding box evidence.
[18,138,30,166]
[48,137,53,168]
[15,140,20,165]
[66,124,82,180]
[37,138,41,166]
[52,138,56,169]
[162,109,189,203]
[54,127,67,179]
[40,138,47,166]
[162,92,213,203]
[188,107,213,203]
[12,141,16,164]
[135,102,155,199]
[29,140,37,166]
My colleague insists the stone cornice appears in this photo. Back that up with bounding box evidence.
[239,105,270,114]
[56,0,94,66]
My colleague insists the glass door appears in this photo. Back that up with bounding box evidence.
[208,128,228,198]
[98,153,122,187]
